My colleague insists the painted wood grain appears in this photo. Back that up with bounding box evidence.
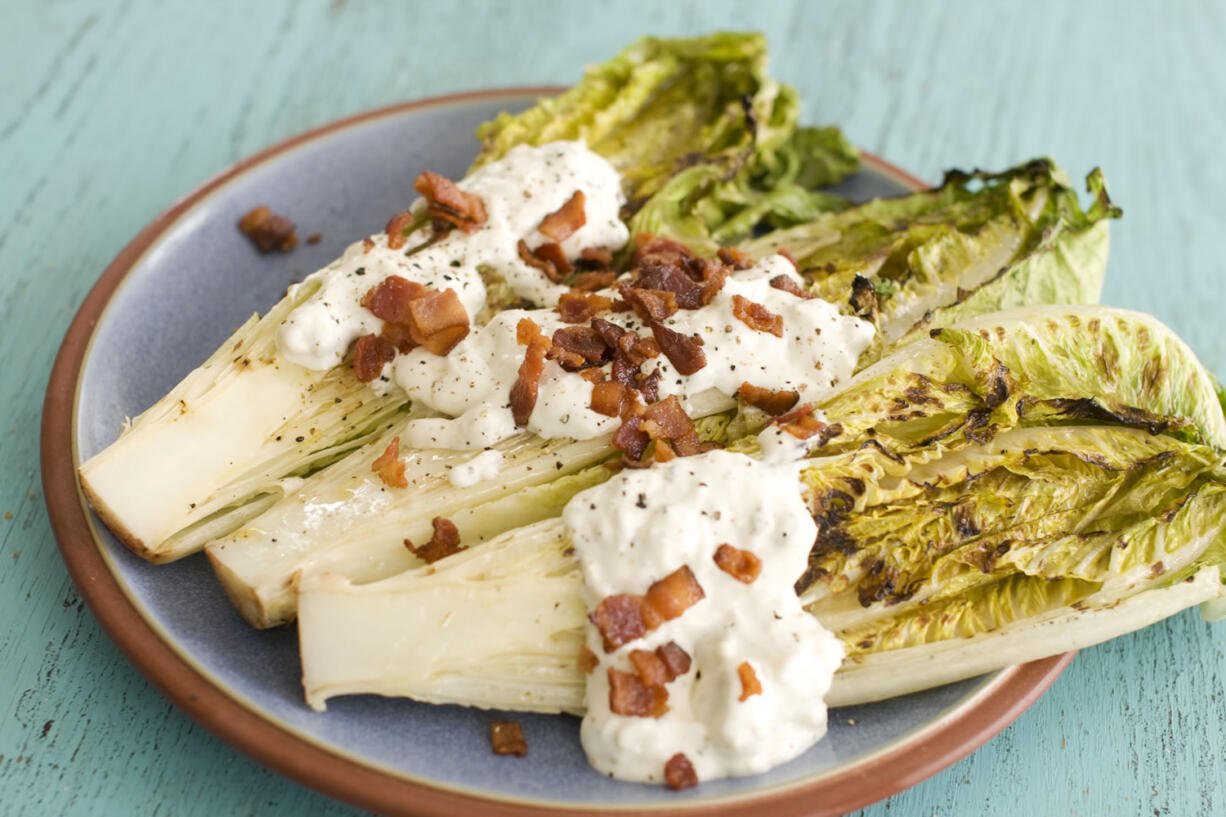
[2,0,1223,814]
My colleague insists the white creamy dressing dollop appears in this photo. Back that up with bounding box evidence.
[563,442,846,785]
[391,255,874,450]
[276,141,629,370]
[447,449,504,488]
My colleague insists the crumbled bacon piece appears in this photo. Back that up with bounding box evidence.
[548,326,609,371]
[361,275,427,324]
[636,368,661,404]
[306,232,322,245]
[384,210,416,250]
[590,381,631,418]
[579,246,614,267]
[538,190,586,243]
[636,262,704,310]
[641,396,703,456]
[352,333,396,382]
[620,286,678,322]
[608,667,669,718]
[772,403,842,444]
[633,234,693,266]
[737,382,800,415]
[650,323,706,375]
[630,642,691,686]
[612,414,650,461]
[237,205,298,253]
[732,294,784,337]
[414,170,487,234]
[517,240,567,283]
[509,318,551,426]
[569,269,618,291]
[717,246,753,270]
[769,274,812,299]
[578,645,599,675]
[406,289,470,355]
[656,641,692,678]
[556,291,613,323]
[405,516,462,563]
[371,437,407,489]
[629,649,670,687]
[616,330,660,366]
[664,753,698,791]
[580,368,606,384]
[698,263,729,305]
[737,661,762,701]
[645,566,705,622]
[590,593,660,652]
[489,720,528,757]
[714,544,762,584]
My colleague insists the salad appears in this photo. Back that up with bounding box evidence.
[78,32,1226,791]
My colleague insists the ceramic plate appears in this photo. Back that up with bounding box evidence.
[42,88,1071,817]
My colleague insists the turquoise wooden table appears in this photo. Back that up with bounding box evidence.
[4,1,1225,814]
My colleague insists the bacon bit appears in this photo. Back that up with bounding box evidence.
[405,516,463,563]
[579,246,615,267]
[590,381,631,417]
[656,641,692,678]
[778,247,800,270]
[379,322,417,354]
[629,649,670,687]
[633,234,693,266]
[650,323,706,375]
[517,240,566,283]
[616,330,660,366]
[664,753,698,791]
[717,246,753,270]
[352,333,396,382]
[612,414,650,461]
[590,593,660,652]
[489,720,528,757]
[651,439,677,463]
[714,544,762,584]
[737,661,762,701]
[361,275,427,324]
[569,269,618,291]
[620,286,678,322]
[608,668,669,718]
[237,205,298,252]
[578,645,599,675]
[772,403,843,444]
[548,326,609,371]
[636,262,704,310]
[737,382,800,415]
[384,210,416,250]
[645,566,705,623]
[306,232,322,245]
[533,242,572,276]
[698,263,729,305]
[580,368,606,384]
[371,437,407,489]
[591,317,627,349]
[769,274,812,299]
[636,368,661,404]
[406,289,470,355]
[414,170,487,234]
[641,396,703,456]
[509,318,551,426]
[362,236,375,253]
[732,294,784,337]
[538,190,586,243]
[556,291,613,323]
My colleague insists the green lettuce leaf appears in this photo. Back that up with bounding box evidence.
[740,160,1120,355]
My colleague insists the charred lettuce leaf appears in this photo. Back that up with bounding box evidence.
[740,160,1120,360]
[789,305,1226,671]
[473,33,858,255]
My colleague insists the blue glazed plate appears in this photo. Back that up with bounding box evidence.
[43,89,1071,817]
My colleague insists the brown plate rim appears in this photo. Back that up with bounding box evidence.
[40,86,1073,817]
